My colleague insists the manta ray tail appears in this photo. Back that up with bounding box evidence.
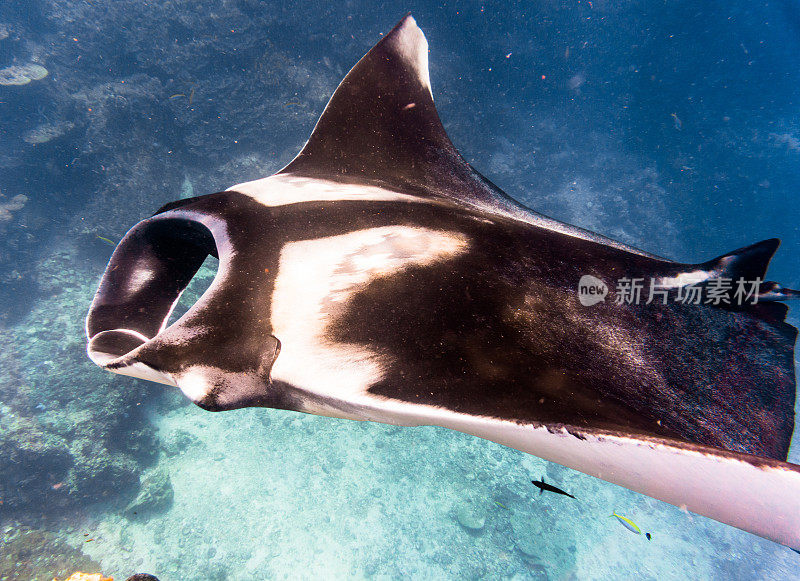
[701,238,799,320]
[704,238,780,282]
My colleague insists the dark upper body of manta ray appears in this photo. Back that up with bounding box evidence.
[86,16,800,549]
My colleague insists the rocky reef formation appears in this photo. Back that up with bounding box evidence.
[0,525,100,581]
[0,245,161,520]
[123,467,174,520]
[0,63,48,86]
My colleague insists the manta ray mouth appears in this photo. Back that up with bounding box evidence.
[86,215,219,383]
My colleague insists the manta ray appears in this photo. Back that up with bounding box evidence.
[86,16,800,550]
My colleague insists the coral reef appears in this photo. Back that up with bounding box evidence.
[0,411,72,512]
[56,573,112,581]
[0,63,48,86]
[0,192,26,224]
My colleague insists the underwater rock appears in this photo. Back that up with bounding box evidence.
[126,575,160,581]
[527,564,550,581]
[161,428,201,457]
[124,466,174,519]
[510,509,546,558]
[0,526,101,581]
[769,132,800,153]
[507,566,550,581]
[0,63,48,86]
[0,248,162,516]
[510,505,576,578]
[23,122,76,145]
[455,501,487,531]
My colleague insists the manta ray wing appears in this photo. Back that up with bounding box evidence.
[276,15,666,259]
[277,16,519,212]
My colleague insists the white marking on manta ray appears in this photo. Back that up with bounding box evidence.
[229,174,668,260]
[655,269,712,288]
[114,359,177,387]
[121,262,156,298]
[173,365,266,408]
[173,367,207,401]
[227,174,424,206]
[269,225,470,411]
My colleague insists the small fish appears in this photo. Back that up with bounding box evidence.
[96,235,116,246]
[284,101,302,108]
[188,87,195,105]
[671,112,682,131]
[169,93,186,100]
[531,477,576,499]
[645,532,652,541]
[494,501,509,510]
[610,511,641,535]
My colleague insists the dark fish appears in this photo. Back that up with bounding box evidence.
[532,478,576,499]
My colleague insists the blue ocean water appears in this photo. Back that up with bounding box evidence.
[0,1,799,579]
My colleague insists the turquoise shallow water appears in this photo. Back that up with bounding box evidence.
[1,1,799,579]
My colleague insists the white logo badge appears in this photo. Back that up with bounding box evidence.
[578,275,608,306]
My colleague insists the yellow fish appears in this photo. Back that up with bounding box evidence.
[670,112,682,131]
[96,235,116,246]
[610,511,641,535]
